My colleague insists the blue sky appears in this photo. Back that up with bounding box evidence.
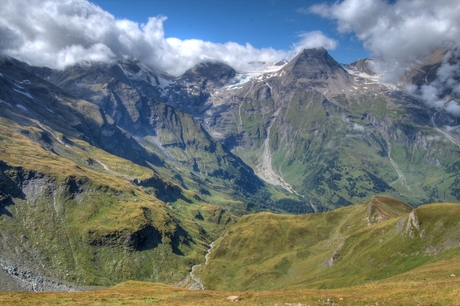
[1,0,458,78]
[90,0,368,64]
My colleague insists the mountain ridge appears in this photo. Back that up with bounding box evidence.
[198,195,460,291]
[0,46,460,292]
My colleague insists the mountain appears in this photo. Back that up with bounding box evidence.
[26,58,278,209]
[279,47,353,93]
[197,195,460,291]
[344,58,376,76]
[187,47,460,210]
[0,56,272,291]
[0,56,214,290]
[0,45,460,292]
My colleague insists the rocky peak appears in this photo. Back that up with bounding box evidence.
[282,48,347,79]
[179,61,236,88]
[279,48,352,93]
[348,58,376,76]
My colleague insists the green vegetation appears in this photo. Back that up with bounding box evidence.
[231,84,460,210]
[0,116,233,286]
[198,195,460,291]
[1,50,460,304]
[1,258,460,305]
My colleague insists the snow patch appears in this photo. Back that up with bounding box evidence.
[0,99,12,107]
[13,88,34,99]
[446,125,460,132]
[352,123,365,131]
[157,76,174,89]
[16,104,28,111]
[223,62,286,91]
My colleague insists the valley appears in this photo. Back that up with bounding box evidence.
[0,44,459,305]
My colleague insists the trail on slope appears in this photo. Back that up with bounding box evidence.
[386,138,411,192]
[94,159,134,182]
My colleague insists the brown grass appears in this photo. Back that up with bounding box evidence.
[1,258,459,305]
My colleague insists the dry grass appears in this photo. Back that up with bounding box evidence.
[1,258,459,305]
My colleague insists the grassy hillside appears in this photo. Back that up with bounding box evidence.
[225,70,460,211]
[198,195,460,291]
[1,258,459,305]
[0,114,239,287]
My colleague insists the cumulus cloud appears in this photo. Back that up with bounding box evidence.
[306,0,460,80]
[292,31,338,55]
[306,0,460,116]
[0,0,337,76]
[405,47,460,116]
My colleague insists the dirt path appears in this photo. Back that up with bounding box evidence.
[94,159,134,182]
[386,138,411,192]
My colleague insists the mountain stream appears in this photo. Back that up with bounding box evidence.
[178,241,215,290]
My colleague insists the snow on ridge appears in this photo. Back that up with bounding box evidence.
[157,75,174,89]
[224,72,261,90]
[343,65,381,83]
[13,88,34,99]
[223,61,288,90]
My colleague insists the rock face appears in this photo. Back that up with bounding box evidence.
[0,258,79,292]
[279,47,352,93]
[186,48,460,210]
[179,61,237,89]
[3,47,460,210]
[27,58,266,200]
[347,58,376,76]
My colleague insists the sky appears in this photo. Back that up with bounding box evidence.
[0,0,459,80]
[89,0,368,64]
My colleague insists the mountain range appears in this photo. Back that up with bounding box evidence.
[0,46,459,292]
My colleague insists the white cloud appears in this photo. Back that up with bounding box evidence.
[307,0,460,116]
[307,0,460,80]
[405,49,460,116]
[0,0,337,76]
[292,31,338,55]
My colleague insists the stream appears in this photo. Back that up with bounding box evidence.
[180,241,215,290]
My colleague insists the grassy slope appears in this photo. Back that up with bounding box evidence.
[198,195,460,291]
[0,116,236,286]
[1,258,459,305]
[233,80,460,210]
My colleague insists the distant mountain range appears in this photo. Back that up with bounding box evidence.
[0,46,459,291]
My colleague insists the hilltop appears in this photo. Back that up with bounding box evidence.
[198,196,460,291]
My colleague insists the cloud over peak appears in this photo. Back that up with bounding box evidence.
[306,0,460,80]
[306,0,460,116]
[0,0,337,76]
